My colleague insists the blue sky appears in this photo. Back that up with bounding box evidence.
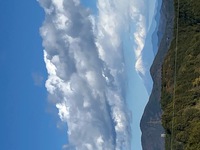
[81,0,97,13]
[0,0,66,149]
[0,0,160,150]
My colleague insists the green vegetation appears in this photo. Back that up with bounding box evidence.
[161,0,200,149]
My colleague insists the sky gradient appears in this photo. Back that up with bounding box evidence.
[0,0,161,149]
[0,0,66,149]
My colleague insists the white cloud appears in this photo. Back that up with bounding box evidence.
[96,0,148,88]
[56,102,69,122]
[39,0,131,149]
[39,0,159,148]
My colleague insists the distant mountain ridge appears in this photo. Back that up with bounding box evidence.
[140,0,174,149]
[141,0,200,149]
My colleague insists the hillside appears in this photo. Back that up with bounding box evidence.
[161,0,200,149]
[140,0,174,149]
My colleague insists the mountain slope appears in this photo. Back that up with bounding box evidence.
[140,0,174,149]
[161,0,200,149]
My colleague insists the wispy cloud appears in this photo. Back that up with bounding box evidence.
[127,0,159,96]
[130,2,147,78]
[32,72,44,87]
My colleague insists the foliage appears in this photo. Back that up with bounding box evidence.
[161,0,200,149]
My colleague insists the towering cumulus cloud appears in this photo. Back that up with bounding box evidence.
[39,0,131,149]
[38,0,156,149]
